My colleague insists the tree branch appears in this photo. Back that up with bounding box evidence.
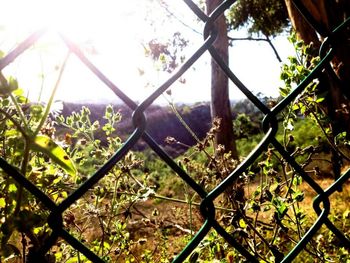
[156,0,202,35]
[265,35,282,63]
[228,35,282,63]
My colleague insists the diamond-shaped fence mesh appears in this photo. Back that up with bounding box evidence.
[0,0,350,262]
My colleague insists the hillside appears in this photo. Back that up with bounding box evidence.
[60,102,213,156]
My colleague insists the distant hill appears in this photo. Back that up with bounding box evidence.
[60,102,212,156]
[59,97,267,157]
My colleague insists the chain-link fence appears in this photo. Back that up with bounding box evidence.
[0,0,350,262]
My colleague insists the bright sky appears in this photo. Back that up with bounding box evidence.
[0,0,294,104]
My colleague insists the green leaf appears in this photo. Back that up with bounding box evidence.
[12,88,24,96]
[65,257,79,263]
[0,197,6,208]
[239,218,247,228]
[279,87,290,97]
[54,252,63,262]
[0,76,18,96]
[278,204,288,217]
[292,175,302,186]
[31,135,76,176]
[292,191,305,202]
[296,65,304,73]
[8,184,17,193]
[292,104,299,111]
[316,97,325,103]
[8,77,18,92]
[103,241,111,249]
[272,197,288,219]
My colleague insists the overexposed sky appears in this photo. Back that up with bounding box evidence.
[0,0,294,104]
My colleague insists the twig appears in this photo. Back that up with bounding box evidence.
[34,51,70,136]
[0,108,29,140]
[0,71,29,129]
[156,0,202,35]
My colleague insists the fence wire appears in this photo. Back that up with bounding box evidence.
[0,0,350,262]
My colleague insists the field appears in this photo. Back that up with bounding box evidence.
[1,100,350,262]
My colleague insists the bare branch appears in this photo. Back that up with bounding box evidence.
[156,0,202,35]
[265,35,282,63]
[228,35,282,63]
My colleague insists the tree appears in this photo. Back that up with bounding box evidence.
[228,0,350,179]
[227,0,289,37]
[203,0,288,159]
[284,0,350,134]
[206,0,238,159]
[204,0,285,159]
[153,0,350,159]
[229,0,350,134]
[285,1,350,180]
[146,1,239,160]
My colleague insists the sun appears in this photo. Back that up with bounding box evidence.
[1,0,164,102]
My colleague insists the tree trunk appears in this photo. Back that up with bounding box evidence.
[293,0,350,95]
[286,0,350,179]
[206,0,238,160]
[285,0,350,133]
[205,0,244,213]
[284,0,320,48]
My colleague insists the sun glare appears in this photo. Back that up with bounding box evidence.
[6,0,112,41]
[1,0,290,103]
[2,0,217,103]
[1,0,171,102]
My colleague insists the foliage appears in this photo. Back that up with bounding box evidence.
[279,33,321,97]
[226,0,290,37]
[0,65,175,261]
[1,24,350,263]
[145,32,188,74]
[0,70,77,260]
[171,116,346,262]
[157,31,350,262]
[233,113,260,139]
[277,32,349,165]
